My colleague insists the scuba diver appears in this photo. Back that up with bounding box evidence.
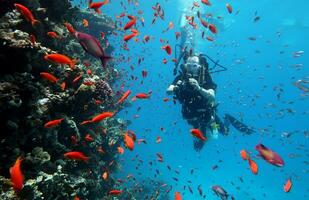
[166,6,254,151]
[166,8,229,151]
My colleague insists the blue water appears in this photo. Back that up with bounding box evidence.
[76,0,308,199]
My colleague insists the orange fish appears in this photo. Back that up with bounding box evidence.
[44,118,64,128]
[206,36,214,41]
[73,196,80,200]
[89,0,109,14]
[47,31,60,39]
[85,134,94,142]
[248,157,258,175]
[226,3,233,14]
[117,90,131,104]
[91,112,114,123]
[123,33,137,42]
[162,45,172,55]
[283,178,292,193]
[64,22,76,34]
[14,4,39,26]
[40,72,59,83]
[124,16,136,30]
[124,133,134,150]
[102,171,109,180]
[240,149,248,160]
[64,151,89,162]
[82,19,89,27]
[208,24,217,34]
[108,189,122,195]
[190,129,207,141]
[44,54,77,69]
[73,74,83,84]
[174,192,182,200]
[201,0,211,6]
[60,81,66,91]
[10,157,24,191]
[135,93,149,99]
[117,146,124,154]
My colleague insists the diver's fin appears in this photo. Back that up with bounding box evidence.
[224,114,255,134]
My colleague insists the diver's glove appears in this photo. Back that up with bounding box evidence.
[188,78,201,91]
[166,80,182,94]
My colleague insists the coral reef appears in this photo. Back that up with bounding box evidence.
[0,0,126,199]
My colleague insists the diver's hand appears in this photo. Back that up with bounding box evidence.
[188,78,200,90]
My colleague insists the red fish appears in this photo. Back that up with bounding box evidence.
[64,22,76,34]
[240,149,248,160]
[124,133,134,150]
[117,146,124,154]
[255,144,284,167]
[44,54,77,69]
[40,72,59,83]
[14,4,39,26]
[248,157,258,175]
[60,82,66,91]
[208,24,217,34]
[44,118,64,128]
[174,192,182,200]
[47,31,60,39]
[89,0,109,14]
[190,129,207,141]
[117,90,131,104]
[124,16,136,30]
[29,34,36,45]
[85,134,94,142]
[162,45,172,55]
[283,178,292,193]
[226,3,233,14]
[135,93,149,99]
[64,151,89,162]
[91,112,114,123]
[72,74,83,84]
[10,157,24,191]
[201,0,211,6]
[123,33,137,42]
[108,190,122,195]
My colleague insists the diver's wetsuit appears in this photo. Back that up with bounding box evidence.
[173,71,217,126]
[172,58,218,151]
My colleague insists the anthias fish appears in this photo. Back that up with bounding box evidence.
[255,143,285,167]
[10,157,24,191]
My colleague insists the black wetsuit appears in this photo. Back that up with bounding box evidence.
[172,67,217,129]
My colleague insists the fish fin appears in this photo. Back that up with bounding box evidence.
[100,55,112,68]
[31,19,40,27]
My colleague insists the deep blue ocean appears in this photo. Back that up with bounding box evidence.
[75,1,309,199]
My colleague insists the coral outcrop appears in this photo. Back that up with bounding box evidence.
[0,0,126,199]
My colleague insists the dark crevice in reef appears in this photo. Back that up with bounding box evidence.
[0,0,128,199]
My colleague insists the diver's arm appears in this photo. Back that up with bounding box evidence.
[166,80,182,95]
[198,87,215,104]
[188,78,215,104]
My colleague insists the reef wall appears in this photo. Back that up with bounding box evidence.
[0,0,127,199]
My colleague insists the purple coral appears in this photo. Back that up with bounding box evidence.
[94,80,113,101]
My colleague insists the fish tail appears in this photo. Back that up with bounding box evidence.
[100,55,112,68]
